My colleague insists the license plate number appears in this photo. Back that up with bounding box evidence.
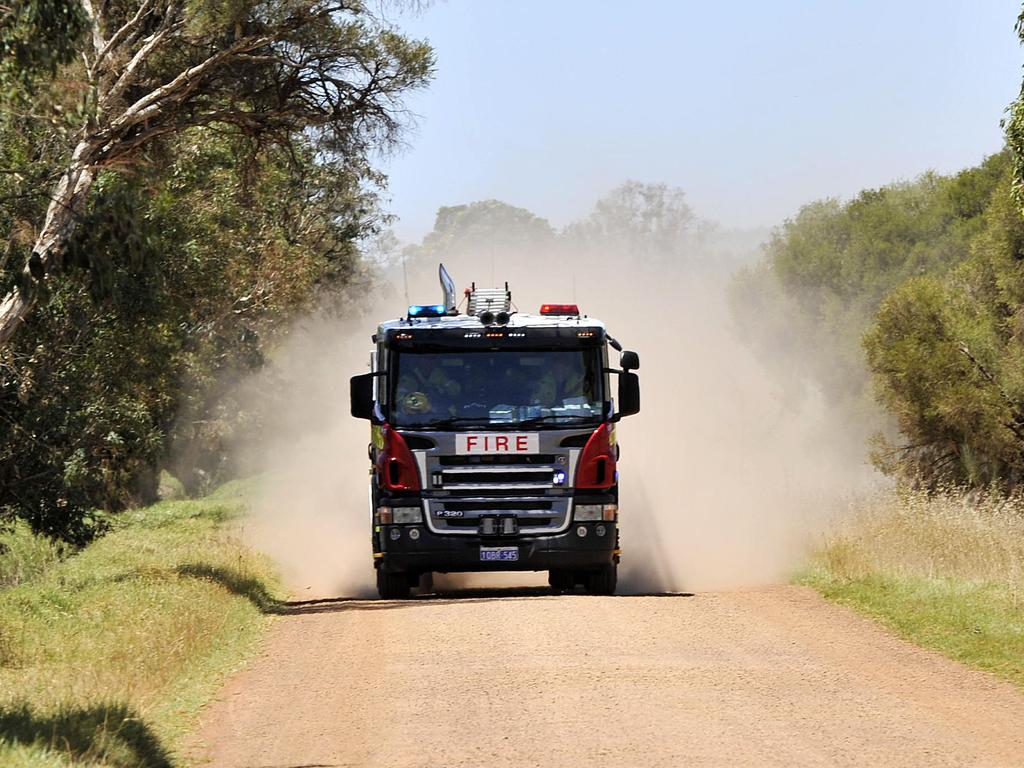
[480,546,519,562]
[456,433,539,455]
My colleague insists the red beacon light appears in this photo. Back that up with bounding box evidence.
[539,303,580,316]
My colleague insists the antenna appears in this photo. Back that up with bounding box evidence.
[400,249,410,307]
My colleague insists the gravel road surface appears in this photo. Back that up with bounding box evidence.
[193,585,1024,768]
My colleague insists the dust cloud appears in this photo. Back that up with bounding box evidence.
[237,229,878,598]
[237,310,382,598]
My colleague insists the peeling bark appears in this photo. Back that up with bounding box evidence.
[0,140,97,344]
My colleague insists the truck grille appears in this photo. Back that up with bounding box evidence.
[442,500,553,511]
[441,517,555,530]
[436,466,555,489]
[417,445,580,536]
[439,454,556,466]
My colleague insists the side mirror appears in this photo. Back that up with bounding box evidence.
[620,350,640,371]
[350,373,375,420]
[617,371,640,418]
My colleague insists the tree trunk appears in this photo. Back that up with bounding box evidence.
[0,288,35,345]
[0,141,97,345]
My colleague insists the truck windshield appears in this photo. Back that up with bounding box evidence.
[390,349,603,429]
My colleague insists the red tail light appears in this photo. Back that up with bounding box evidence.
[575,423,617,489]
[377,424,421,491]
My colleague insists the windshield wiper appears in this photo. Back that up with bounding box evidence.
[516,414,598,427]
[414,416,496,429]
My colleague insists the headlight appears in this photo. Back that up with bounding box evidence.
[574,503,617,521]
[377,506,423,524]
[575,504,602,521]
[392,506,422,524]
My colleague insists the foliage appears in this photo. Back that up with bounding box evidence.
[1,130,384,539]
[564,180,706,267]
[0,2,430,538]
[402,199,556,275]
[0,1,88,96]
[0,0,434,344]
[1006,8,1024,209]
[404,181,707,270]
[731,152,1013,480]
[864,171,1024,486]
[401,182,713,298]
[0,486,283,767]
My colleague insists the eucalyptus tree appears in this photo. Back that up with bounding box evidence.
[563,181,704,267]
[0,0,433,343]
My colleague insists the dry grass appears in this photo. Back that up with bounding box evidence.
[803,486,1024,687]
[821,486,1024,588]
[0,488,283,767]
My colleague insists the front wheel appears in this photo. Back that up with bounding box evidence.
[377,569,411,599]
[548,569,573,592]
[583,563,617,596]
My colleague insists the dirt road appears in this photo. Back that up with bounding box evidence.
[193,585,1024,768]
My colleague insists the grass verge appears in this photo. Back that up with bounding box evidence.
[0,486,284,767]
[801,486,1024,688]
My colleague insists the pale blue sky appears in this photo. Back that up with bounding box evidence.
[381,1,1022,241]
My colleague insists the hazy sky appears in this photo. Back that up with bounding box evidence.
[381,1,1022,241]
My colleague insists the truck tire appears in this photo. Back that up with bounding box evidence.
[377,569,411,599]
[548,569,573,592]
[417,572,434,595]
[583,563,617,596]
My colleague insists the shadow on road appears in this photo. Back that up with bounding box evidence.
[277,588,695,616]
[176,561,693,616]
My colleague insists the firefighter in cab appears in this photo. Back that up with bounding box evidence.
[398,356,460,416]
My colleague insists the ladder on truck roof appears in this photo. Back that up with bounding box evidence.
[467,283,511,316]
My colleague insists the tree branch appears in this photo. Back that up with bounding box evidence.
[102,2,184,107]
[958,342,1024,441]
[79,0,108,59]
[94,0,158,71]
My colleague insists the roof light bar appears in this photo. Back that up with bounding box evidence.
[539,303,580,316]
[408,304,446,318]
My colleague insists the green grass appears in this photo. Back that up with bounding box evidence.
[0,521,67,589]
[803,487,1024,689]
[0,488,284,767]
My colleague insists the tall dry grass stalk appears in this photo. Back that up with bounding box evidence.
[823,486,1024,588]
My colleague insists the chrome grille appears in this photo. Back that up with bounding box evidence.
[436,466,555,490]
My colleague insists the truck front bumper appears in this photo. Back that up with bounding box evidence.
[376,520,618,574]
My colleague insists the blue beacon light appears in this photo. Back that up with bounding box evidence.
[408,304,446,318]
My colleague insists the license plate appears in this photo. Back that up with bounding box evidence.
[456,433,539,455]
[480,546,519,562]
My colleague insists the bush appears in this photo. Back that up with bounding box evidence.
[864,171,1024,487]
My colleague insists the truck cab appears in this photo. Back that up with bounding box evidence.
[351,265,640,598]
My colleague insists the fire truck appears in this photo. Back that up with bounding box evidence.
[350,265,640,598]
